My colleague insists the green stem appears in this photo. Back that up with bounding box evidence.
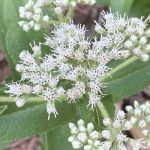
[97,102,116,137]
[101,56,138,82]
[0,97,44,103]
[111,142,118,150]
[97,102,110,118]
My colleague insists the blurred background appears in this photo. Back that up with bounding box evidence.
[1,0,150,149]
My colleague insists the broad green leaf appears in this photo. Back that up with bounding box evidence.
[5,25,30,65]
[2,0,19,28]
[102,95,115,119]
[110,0,135,14]
[0,105,7,116]
[106,57,149,82]
[77,97,94,123]
[41,125,73,150]
[130,0,150,17]
[0,100,76,145]
[104,64,150,102]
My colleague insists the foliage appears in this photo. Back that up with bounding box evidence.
[0,0,150,149]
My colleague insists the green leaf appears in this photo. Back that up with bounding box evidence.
[0,105,7,116]
[104,64,150,102]
[77,97,94,123]
[41,124,73,150]
[102,95,115,119]
[5,25,30,65]
[2,0,19,28]
[130,0,150,17]
[0,101,76,145]
[106,57,149,82]
[110,0,135,14]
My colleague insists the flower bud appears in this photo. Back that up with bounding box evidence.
[23,24,30,32]
[68,135,75,142]
[34,24,41,31]
[141,54,149,62]
[79,125,86,132]
[18,21,25,27]
[131,117,137,124]
[16,98,25,107]
[126,106,133,112]
[124,40,133,49]
[77,133,87,143]
[43,15,49,22]
[90,131,99,140]
[32,44,41,56]
[139,37,147,45]
[87,123,94,133]
[56,87,65,96]
[130,35,138,43]
[134,108,141,116]
[134,101,139,108]
[94,140,100,147]
[25,11,33,19]
[16,64,24,72]
[102,130,111,139]
[144,44,150,52]
[124,121,133,130]
[103,118,111,126]
[84,145,93,150]
[77,119,85,126]
[72,140,82,149]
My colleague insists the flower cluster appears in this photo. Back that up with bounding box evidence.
[68,101,150,150]
[5,22,129,118]
[18,0,51,31]
[18,0,96,31]
[95,12,150,61]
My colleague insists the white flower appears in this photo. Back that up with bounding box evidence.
[130,139,145,150]
[6,21,138,117]
[46,102,58,119]
[117,132,128,143]
[102,130,111,139]
[96,11,150,61]
[5,82,23,97]
[88,93,101,109]
[77,133,87,143]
